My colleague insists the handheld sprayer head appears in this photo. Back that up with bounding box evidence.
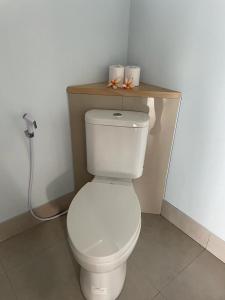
[23,113,37,138]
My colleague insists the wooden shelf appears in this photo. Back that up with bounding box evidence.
[67,82,181,99]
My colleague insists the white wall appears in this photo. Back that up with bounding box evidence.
[0,0,130,222]
[128,0,225,240]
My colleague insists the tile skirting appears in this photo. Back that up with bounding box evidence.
[2,195,224,265]
[0,192,75,242]
[207,233,225,263]
[161,199,225,264]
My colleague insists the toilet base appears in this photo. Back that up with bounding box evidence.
[80,263,126,300]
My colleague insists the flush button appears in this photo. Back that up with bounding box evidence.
[113,112,122,117]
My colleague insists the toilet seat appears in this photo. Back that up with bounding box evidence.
[67,181,141,269]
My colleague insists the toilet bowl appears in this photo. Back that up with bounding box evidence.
[67,178,141,300]
[67,109,149,299]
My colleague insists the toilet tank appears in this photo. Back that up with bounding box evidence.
[85,109,149,179]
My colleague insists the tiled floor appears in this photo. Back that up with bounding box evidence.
[0,214,225,300]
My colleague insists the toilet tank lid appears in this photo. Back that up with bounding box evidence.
[85,109,149,128]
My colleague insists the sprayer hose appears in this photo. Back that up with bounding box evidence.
[28,138,68,221]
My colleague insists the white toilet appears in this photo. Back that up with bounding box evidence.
[67,109,149,300]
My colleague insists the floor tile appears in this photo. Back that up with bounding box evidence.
[7,240,83,300]
[162,251,225,300]
[0,216,67,272]
[131,215,204,290]
[0,263,17,299]
[141,213,162,228]
[146,216,204,264]
[130,237,177,290]
[1,213,225,300]
[118,259,158,300]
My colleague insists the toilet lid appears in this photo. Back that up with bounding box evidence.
[67,181,141,259]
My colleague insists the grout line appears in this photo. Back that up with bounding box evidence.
[0,220,41,244]
[160,213,208,250]
[140,215,206,293]
[205,232,211,249]
[0,224,67,273]
[151,291,160,299]
[0,237,70,300]
[159,248,206,295]
[0,258,19,300]
[0,214,66,244]
[151,291,168,300]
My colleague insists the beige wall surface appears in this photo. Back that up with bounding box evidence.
[69,94,180,213]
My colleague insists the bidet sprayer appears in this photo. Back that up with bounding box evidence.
[23,113,37,138]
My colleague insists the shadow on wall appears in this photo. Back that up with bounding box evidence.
[46,170,74,201]
[29,170,75,218]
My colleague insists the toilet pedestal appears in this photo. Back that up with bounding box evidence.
[80,263,126,300]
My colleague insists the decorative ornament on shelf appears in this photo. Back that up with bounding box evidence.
[122,78,135,89]
[107,79,120,89]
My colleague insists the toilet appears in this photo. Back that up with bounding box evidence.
[67,109,149,300]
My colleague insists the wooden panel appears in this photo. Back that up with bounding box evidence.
[123,97,180,213]
[67,82,181,99]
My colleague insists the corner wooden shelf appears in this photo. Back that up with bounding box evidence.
[67,82,181,99]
